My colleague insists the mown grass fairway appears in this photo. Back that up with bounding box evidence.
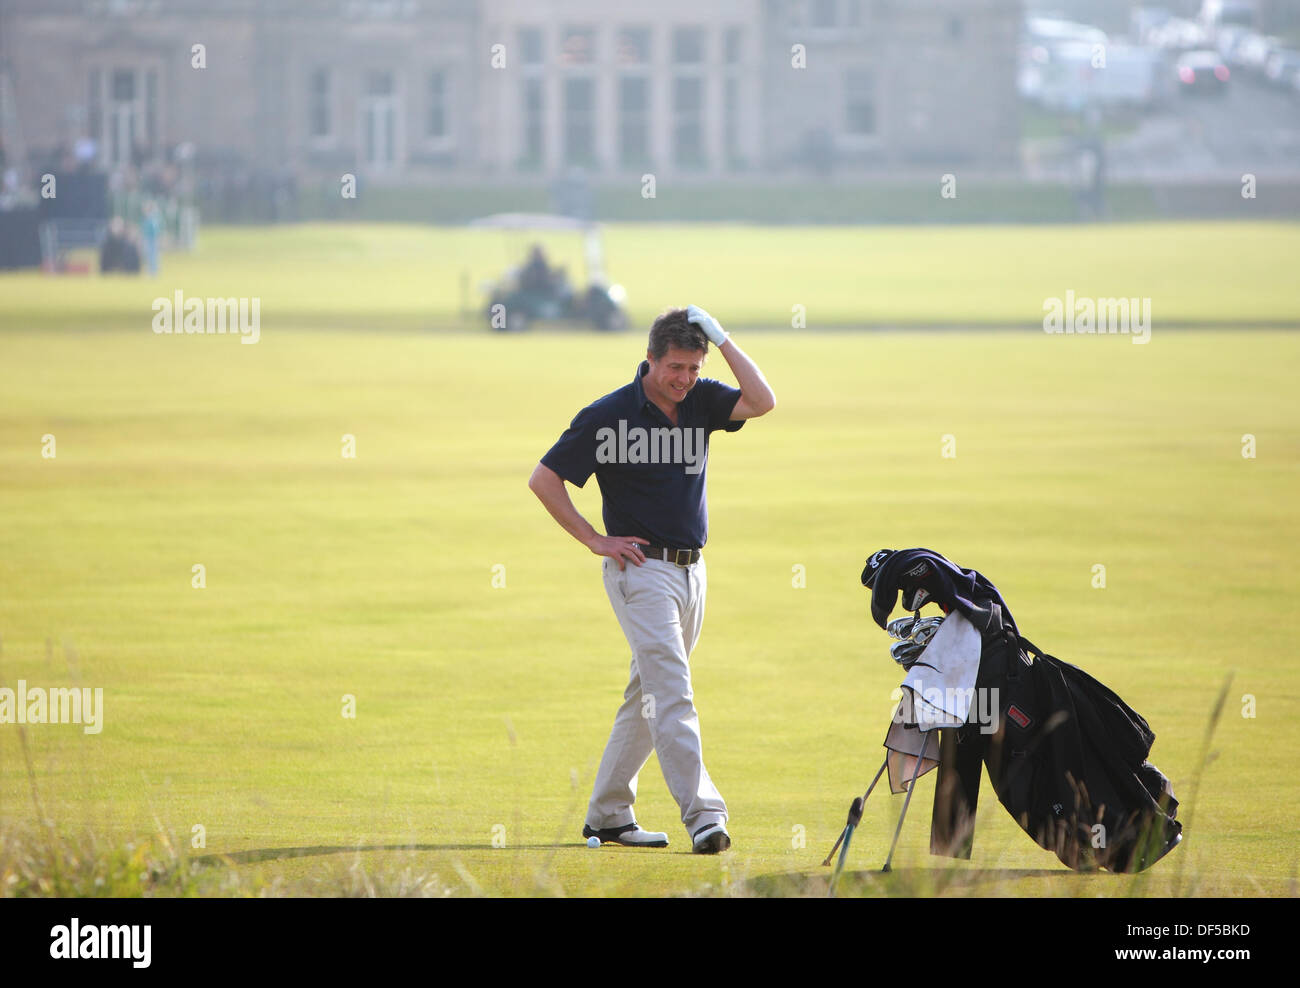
[2,221,1299,332]
[1,223,1298,897]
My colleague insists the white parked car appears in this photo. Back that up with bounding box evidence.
[1152,17,1210,50]
[1264,49,1300,89]
[1024,40,1173,111]
[1024,15,1108,48]
[1235,33,1280,77]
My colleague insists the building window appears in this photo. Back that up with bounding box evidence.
[673,27,706,168]
[672,27,704,64]
[673,76,704,167]
[361,70,398,170]
[560,26,595,65]
[724,77,740,166]
[563,77,595,166]
[724,27,743,64]
[111,67,134,102]
[519,27,543,66]
[521,77,544,167]
[618,26,651,65]
[844,68,876,137]
[724,28,743,169]
[309,68,332,139]
[108,68,139,166]
[144,69,156,148]
[619,76,649,166]
[811,0,837,29]
[618,26,651,168]
[88,69,102,145]
[427,69,448,140]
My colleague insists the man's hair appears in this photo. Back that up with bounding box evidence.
[648,308,708,361]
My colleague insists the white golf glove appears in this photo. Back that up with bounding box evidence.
[687,305,729,346]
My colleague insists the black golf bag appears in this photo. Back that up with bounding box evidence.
[864,548,1182,873]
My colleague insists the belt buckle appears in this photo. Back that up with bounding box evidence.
[674,548,693,568]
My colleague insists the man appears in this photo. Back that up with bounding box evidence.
[528,306,775,854]
[99,216,141,275]
[140,199,162,277]
[519,243,553,295]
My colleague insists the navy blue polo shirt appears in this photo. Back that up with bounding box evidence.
[541,361,744,548]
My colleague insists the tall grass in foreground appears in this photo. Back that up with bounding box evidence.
[0,678,1242,898]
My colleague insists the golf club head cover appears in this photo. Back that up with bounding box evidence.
[866,548,949,628]
[899,559,942,612]
[862,549,894,589]
[864,548,1020,638]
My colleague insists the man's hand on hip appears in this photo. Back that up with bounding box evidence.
[587,534,649,570]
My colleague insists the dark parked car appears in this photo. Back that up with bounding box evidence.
[1176,50,1231,95]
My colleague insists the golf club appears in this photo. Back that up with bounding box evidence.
[822,756,888,866]
[882,728,934,873]
[890,638,929,669]
[886,615,919,640]
[827,795,864,897]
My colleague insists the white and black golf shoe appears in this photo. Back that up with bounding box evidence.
[691,822,731,854]
[582,823,669,848]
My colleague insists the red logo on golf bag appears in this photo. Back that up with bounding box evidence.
[1007,705,1032,729]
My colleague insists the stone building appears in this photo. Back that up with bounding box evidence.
[0,0,1022,184]
[759,0,1021,172]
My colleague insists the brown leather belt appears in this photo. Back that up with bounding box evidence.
[641,545,702,567]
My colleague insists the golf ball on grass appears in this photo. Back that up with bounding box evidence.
[586,836,601,848]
